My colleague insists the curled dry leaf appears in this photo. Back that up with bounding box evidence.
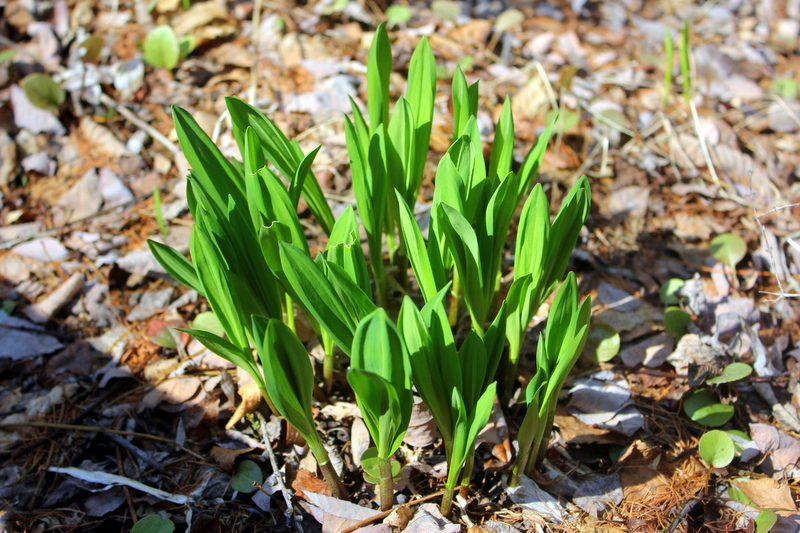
[210,445,254,472]
[225,381,262,429]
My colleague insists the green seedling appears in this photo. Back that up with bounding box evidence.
[659,278,685,304]
[683,388,734,427]
[143,25,193,69]
[152,186,168,237]
[680,20,692,103]
[131,515,175,533]
[698,429,735,468]
[21,73,65,113]
[662,27,674,107]
[664,306,692,339]
[231,459,263,493]
[710,233,747,269]
[583,323,620,364]
[510,273,591,486]
[398,287,506,515]
[385,4,412,27]
[348,309,413,510]
[252,317,346,498]
[706,362,752,384]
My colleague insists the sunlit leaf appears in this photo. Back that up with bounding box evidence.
[706,362,752,384]
[144,25,180,69]
[683,389,734,427]
[710,233,747,268]
[583,323,620,363]
[698,430,735,468]
[231,460,262,493]
[21,74,65,112]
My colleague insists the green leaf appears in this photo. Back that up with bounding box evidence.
[698,430,735,468]
[706,362,752,384]
[664,306,692,339]
[253,316,321,446]
[488,97,514,183]
[131,515,175,533]
[494,8,524,31]
[279,242,358,353]
[231,460,262,493]
[144,25,179,69]
[191,311,225,338]
[583,323,620,363]
[385,4,412,25]
[21,74,65,112]
[349,309,412,458]
[367,23,392,132]
[683,389,734,427]
[178,35,195,60]
[659,278,685,305]
[178,327,262,386]
[431,0,460,21]
[405,37,436,199]
[710,233,747,268]
[147,240,202,294]
[79,35,105,63]
[755,510,778,533]
[544,109,579,133]
[360,447,402,482]
[396,192,443,301]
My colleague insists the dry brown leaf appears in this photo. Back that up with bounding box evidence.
[292,468,332,498]
[730,477,797,513]
[80,117,132,158]
[172,1,228,36]
[210,445,254,472]
[225,381,262,429]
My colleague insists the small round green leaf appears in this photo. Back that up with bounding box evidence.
[494,9,524,32]
[698,430,735,468]
[659,278,685,305]
[583,323,620,363]
[683,389,734,427]
[431,0,460,21]
[191,311,225,338]
[755,510,777,533]
[664,306,691,339]
[710,233,747,268]
[131,515,175,533]
[385,5,412,25]
[21,74,65,112]
[706,362,752,384]
[144,25,180,69]
[231,459,262,493]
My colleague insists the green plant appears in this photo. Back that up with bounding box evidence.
[148,24,592,515]
[710,233,747,269]
[680,20,692,103]
[231,459,263,493]
[683,388,734,427]
[510,272,591,486]
[583,323,620,364]
[399,287,506,515]
[143,25,194,69]
[662,27,674,107]
[698,429,735,468]
[152,186,168,237]
[21,73,65,112]
[347,309,412,510]
[131,515,175,533]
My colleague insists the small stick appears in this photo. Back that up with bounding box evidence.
[338,490,446,533]
[98,93,180,155]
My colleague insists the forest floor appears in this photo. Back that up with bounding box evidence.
[1,0,800,532]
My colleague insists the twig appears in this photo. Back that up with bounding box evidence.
[689,99,720,189]
[98,93,180,155]
[338,490,446,533]
[753,199,800,302]
[0,421,205,460]
[256,412,302,533]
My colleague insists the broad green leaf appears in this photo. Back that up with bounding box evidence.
[385,4,412,25]
[660,278,685,304]
[178,35,194,60]
[147,240,202,294]
[405,37,436,199]
[515,183,549,286]
[349,309,412,458]
[361,447,402,482]
[243,127,262,177]
[290,145,321,208]
[131,515,175,533]
[387,96,414,200]
[279,242,357,353]
[683,389,734,427]
[367,23,392,131]
[190,311,225,338]
[144,26,179,69]
[488,98,514,183]
[664,306,692,339]
[396,192,443,301]
[178,327,261,386]
[698,430,735,468]
[545,176,590,291]
[706,362,752,384]
[79,34,104,63]
[431,0,460,22]
[451,66,478,140]
[173,106,247,214]
[21,73,65,112]
[319,258,377,322]
[710,233,747,268]
[583,323,620,363]
[505,275,533,361]
[516,120,554,200]
[225,97,334,235]
[755,510,778,533]
[231,460,262,493]
[253,316,321,445]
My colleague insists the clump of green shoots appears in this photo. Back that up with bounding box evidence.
[148,22,592,516]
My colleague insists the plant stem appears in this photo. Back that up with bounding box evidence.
[500,343,521,407]
[323,342,334,395]
[284,293,296,333]
[440,483,456,517]
[317,454,347,500]
[259,388,281,418]
[448,271,461,327]
[459,452,474,498]
[377,455,394,511]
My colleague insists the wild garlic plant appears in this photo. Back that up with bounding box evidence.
[149,22,592,515]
